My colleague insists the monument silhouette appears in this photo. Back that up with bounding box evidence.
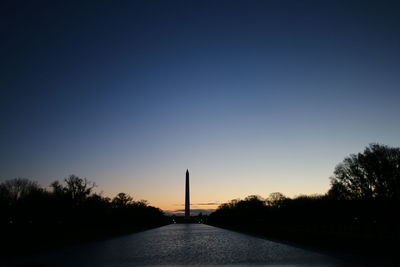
[185,169,190,219]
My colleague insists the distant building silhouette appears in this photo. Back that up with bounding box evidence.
[185,169,190,219]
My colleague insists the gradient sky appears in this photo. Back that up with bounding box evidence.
[1,1,400,213]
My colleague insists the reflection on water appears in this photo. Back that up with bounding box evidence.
[4,224,348,266]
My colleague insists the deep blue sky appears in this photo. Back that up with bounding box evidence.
[1,0,400,212]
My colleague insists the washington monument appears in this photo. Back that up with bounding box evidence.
[185,169,190,219]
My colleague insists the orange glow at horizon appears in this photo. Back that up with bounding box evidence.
[97,166,333,214]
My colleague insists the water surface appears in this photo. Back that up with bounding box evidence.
[5,224,348,266]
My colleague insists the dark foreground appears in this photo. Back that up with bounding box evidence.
[207,223,399,267]
[2,224,348,266]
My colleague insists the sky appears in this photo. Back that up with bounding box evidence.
[1,0,400,214]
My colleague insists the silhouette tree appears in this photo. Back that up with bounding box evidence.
[133,199,149,208]
[326,180,351,200]
[328,143,400,200]
[0,175,167,259]
[50,180,64,196]
[64,175,96,202]
[239,195,265,209]
[267,192,287,208]
[0,178,43,204]
[218,198,240,211]
[112,193,133,208]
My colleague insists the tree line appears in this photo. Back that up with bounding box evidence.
[208,144,400,260]
[0,175,166,258]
